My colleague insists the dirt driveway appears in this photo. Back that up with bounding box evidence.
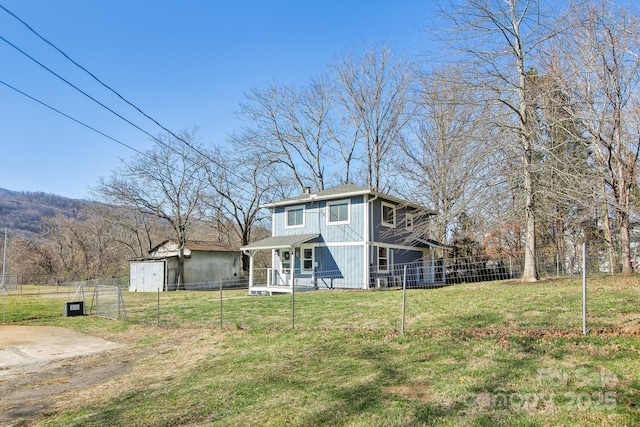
[0,325,126,425]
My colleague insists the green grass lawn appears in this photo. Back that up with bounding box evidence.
[3,275,639,426]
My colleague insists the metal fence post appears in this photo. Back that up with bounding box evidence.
[401,265,407,335]
[291,269,296,330]
[1,284,6,324]
[582,242,587,335]
[219,281,223,329]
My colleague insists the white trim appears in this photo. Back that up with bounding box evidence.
[406,212,414,230]
[300,245,315,273]
[364,196,371,290]
[326,199,351,225]
[262,189,371,208]
[381,201,396,228]
[378,246,391,272]
[376,241,435,252]
[261,187,431,213]
[319,241,420,249]
[285,205,305,229]
[322,241,365,247]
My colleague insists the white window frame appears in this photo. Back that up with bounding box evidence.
[378,246,390,272]
[406,212,414,230]
[285,206,305,229]
[301,245,315,273]
[327,199,351,225]
[381,202,396,228]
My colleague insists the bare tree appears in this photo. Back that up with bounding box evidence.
[524,68,597,270]
[436,0,563,281]
[546,0,640,273]
[334,45,414,191]
[96,129,207,287]
[399,66,498,244]
[200,146,279,272]
[233,75,338,192]
[86,203,168,259]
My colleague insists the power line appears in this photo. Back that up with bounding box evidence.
[0,3,248,184]
[0,3,194,150]
[0,35,162,144]
[0,79,153,160]
[0,34,208,169]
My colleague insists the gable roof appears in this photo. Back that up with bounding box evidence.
[261,184,433,213]
[150,240,238,254]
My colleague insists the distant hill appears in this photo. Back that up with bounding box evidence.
[0,188,87,239]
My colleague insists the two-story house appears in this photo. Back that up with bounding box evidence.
[241,184,445,294]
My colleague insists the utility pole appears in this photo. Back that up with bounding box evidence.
[1,227,6,286]
[2,227,7,324]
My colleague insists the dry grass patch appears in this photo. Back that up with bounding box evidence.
[383,384,433,402]
[51,326,225,415]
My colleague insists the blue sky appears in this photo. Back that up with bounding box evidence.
[0,0,437,200]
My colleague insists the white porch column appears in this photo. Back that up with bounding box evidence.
[248,251,255,288]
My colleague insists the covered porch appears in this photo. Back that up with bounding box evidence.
[241,234,320,295]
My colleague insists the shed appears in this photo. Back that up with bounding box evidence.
[129,240,241,292]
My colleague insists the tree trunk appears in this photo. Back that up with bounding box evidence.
[522,144,538,281]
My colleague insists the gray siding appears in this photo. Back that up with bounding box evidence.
[184,251,241,284]
[371,198,415,245]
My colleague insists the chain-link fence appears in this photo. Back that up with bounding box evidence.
[3,246,638,334]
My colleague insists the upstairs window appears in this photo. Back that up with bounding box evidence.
[327,200,350,224]
[381,202,396,227]
[286,206,304,228]
[406,213,414,230]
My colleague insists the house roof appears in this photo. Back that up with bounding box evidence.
[412,238,447,249]
[261,184,434,213]
[150,240,238,254]
[240,234,320,252]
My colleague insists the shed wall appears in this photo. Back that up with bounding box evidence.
[129,261,165,292]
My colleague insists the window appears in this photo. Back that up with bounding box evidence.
[378,246,389,272]
[381,202,396,227]
[302,247,314,272]
[327,200,350,224]
[406,213,414,230]
[286,206,304,228]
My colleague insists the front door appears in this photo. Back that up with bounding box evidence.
[280,250,292,286]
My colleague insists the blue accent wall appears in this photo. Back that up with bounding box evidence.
[272,195,366,242]
[314,245,365,289]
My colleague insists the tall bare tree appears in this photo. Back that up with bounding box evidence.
[525,69,596,271]
[436,0,562,281]
[546,0,640,273]
[200,146,279,272]
[233,75,338,192]
[335,45,414,191]
[399,66,498,244]
[96,129,207,287]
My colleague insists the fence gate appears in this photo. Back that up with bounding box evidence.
[94,285,127,320]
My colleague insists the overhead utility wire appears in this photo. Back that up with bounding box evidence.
[0,79,152,159]
[0,4,250,187]
[0,35,166,147]
[0,3,185,144]
[0,3,232,175]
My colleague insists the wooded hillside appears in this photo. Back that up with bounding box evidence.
[0,188,87,238]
